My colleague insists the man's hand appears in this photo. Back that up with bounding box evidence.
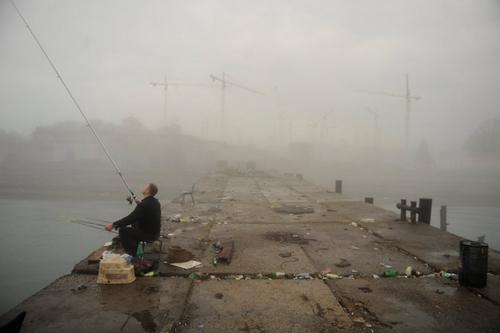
[105,223,114,232]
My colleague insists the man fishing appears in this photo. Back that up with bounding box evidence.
[105,183,161,256]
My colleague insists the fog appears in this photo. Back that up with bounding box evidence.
[0,0,499,206]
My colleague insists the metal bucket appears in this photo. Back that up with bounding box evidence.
[459,240,488,288]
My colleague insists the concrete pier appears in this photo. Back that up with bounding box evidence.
[1,171,500,332]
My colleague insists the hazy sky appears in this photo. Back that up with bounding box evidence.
[1,0,499,150]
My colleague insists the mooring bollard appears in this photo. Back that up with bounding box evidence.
[440,205,447,231]
[410,201,417,223]
[418,198,432,224]
[399,199,407,221]
[365,197,374,204]
[335,180,342,194]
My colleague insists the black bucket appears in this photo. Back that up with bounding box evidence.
[459,240,488,288]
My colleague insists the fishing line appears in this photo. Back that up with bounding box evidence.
[9,0,137,202]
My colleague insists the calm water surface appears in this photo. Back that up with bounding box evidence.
[0,199,133,315]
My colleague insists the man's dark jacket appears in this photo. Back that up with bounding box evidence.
[113,196,161,237]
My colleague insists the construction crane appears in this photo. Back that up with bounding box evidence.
[150,75,215,125]
[210,72,265,141]
[357,73,421,149]
[309,110,334,143]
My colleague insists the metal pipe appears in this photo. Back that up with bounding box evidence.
[335,180,343,194]
[440,205,448,231]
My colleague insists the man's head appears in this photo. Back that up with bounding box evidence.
[142,183,158,197]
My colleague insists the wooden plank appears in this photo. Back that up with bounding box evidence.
[87,246,108,264]
[217,240,234,263]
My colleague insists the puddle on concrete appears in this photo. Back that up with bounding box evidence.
[132,310,157,332]
[264,231,315,244]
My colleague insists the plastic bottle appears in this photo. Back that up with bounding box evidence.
[136,242,144,259]
[383,269,399,277]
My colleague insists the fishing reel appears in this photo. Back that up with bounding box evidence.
[126,195,140,205]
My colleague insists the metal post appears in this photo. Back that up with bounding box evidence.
[418,198,432,224]
[440,205,447,231]
[365,197,374,204]
[400,199,407,221]
[410,201,417,223]
[335,180,342,194]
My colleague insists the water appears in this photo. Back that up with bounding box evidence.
[379,203,500,250]
[0,199,133,315]
[308,172,500,251]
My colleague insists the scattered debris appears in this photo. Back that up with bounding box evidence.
[360,218,375,223]
[405,266,413,276]
[358,287,372,293]
[382,269,399,278]
[440,271,457,280]
[71,284,87,294]
[335,258,352,268]
[169,260,202,270]
[295,272,312,280]
[170,214,182,223]
[214,292,224,299]
[353,317,366,324]
[268,272,286,279]
[166,246,195,263]
[217,240,235,264]
[380,263,392,269]
[87,245,108,264]
[326,273,341,279]
[350,245,360,250]
[279,251,293,258]
[350,222,358,227]
[224,275,244,280]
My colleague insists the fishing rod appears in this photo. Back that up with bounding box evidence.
[71,220,118,234]
[85,217,112,224]
[9,0,137,203]
[73,219,107,227]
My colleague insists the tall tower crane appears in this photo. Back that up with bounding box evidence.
[310,112,332,141]
[210,72,265,141]
[150,75,214,125]
[357,73,421,149]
